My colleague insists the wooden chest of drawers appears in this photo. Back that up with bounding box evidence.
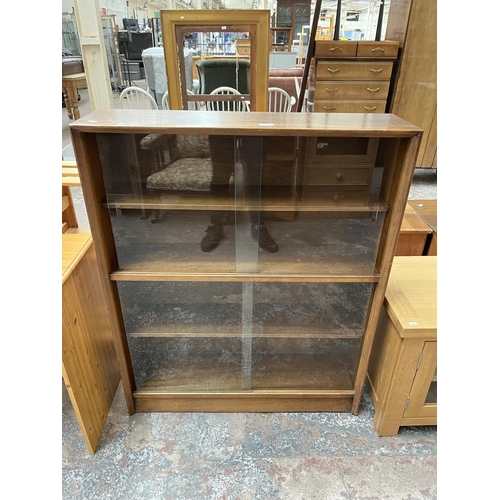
[310,41,399,115]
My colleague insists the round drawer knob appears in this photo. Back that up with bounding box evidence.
[333,194,339,202]
[336,172,343,181]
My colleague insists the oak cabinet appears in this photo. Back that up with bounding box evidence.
[70,110,421,415]
[367,256,437,436]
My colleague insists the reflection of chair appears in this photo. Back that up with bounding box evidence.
[196,58,250,95]
[268,87,293,112]
[144,133,214,223]
[162,89,201,111]
[120,86,158,109]
[208,86,249,112]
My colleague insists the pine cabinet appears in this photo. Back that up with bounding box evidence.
[70,110,421,415]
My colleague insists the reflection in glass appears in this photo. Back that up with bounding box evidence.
[96,132,388,276]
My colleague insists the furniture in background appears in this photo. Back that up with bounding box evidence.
[395,203,433,256]
[119,86,158,110]
[270,27,293,51]
[70,110,422,416]
[62,72,87,120]
[275,0,311,48]
[407,199,437,255]
[208,87,250,112]
[268,87,293,112]
[142,47,197,109]
[161,89,199,111]
[268,68,304,112]
[196,59,251,96]
[308,40,399,114]
[367,256,437,436]
[62,159,81,233]
[386,0,437,168]
[62,177,78,233]
[118,30,153,86]
[161,10,270,111]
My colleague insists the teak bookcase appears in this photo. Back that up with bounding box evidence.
[70,110,421,415]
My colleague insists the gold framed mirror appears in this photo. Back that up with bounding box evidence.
[161,9,270,111]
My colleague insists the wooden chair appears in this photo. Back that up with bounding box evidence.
[268,87,293,112]
[162,89,200,110]
[120,86,158,110]
[208,86,249,112]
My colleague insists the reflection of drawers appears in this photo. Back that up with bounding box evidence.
[311,41,397,115]
[307,136,379,164]
[305,166,372,186]
[301,137,377,206]
[301,187,370,205]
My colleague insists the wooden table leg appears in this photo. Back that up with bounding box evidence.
[67,84,81,120]
[63,87,73,119]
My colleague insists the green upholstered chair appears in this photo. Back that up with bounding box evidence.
[195,58,250,95]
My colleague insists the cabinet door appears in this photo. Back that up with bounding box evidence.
[404,341,437,419]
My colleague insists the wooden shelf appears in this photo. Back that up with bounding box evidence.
[128,327,363,339]
[104,193,389,213]
[133,353,355,393]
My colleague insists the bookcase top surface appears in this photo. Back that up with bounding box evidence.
[70,110,423,137]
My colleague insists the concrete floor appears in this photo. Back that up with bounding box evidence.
[62,87,437,500]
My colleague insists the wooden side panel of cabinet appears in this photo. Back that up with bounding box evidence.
[389,0,437,169]
[62,236,121,453]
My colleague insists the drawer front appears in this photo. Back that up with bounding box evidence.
[316,61,393,81]
[315,41,358,58]
[356,41,399,58]
[314,100,387,113]
[315,81,390,100]
[302,187,369,205]
[306,167,372,186]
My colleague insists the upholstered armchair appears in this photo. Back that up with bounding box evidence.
[144,133,213,194]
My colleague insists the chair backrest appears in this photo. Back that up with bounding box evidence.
[161,91,170,110]
[268,87,292,112]
[196,59,250,95]
[162,89,200,111]
[208,86,249,112]
[120,86,158,110]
